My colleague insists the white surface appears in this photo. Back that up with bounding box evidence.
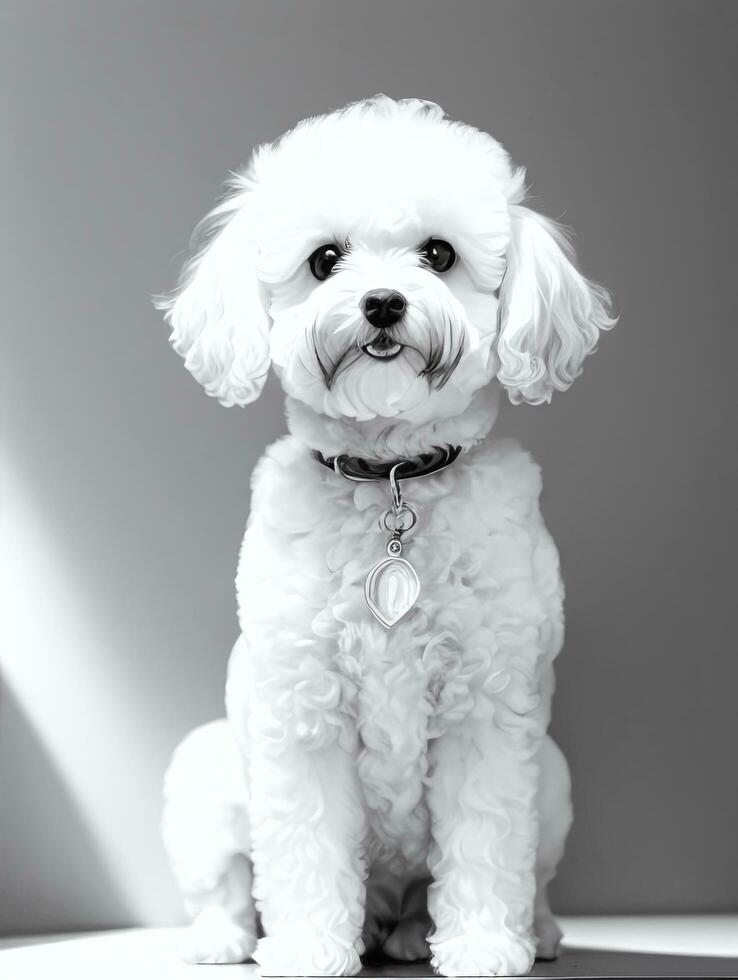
[0,917,736,979]
[0,928,231,980]
[559,914,738,957]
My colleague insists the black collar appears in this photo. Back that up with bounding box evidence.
[313,444,462,484]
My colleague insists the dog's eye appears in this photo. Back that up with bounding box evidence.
[421,238,456,273]
[308,243,343,281]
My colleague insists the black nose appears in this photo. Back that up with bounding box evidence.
[361,289,407,329]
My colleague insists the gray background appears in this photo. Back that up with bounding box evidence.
[2,0,736,935]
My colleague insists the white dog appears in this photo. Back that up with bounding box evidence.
[158,95,614,977]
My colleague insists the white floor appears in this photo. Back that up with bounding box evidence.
[0,917,736,979]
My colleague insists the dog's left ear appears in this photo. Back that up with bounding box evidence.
[496,205,616,404]
[155,186,271,407]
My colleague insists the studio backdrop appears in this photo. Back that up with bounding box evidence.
[2,0,736,934]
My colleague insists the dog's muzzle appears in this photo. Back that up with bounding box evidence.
[361,289,407,360]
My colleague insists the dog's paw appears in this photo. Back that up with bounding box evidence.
[255,934,362,976]
[430,933,535,977]
[383,917,431,962]
[534,910,563,961]
[179,907,256,964]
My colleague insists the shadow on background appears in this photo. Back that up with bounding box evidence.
[0,682,133,935]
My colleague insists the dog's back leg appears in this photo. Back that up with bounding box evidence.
[382,875,432,962]
[534,735,573,960]
[162,718,256,964]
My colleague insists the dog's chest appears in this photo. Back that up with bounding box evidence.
[323,479,487,862]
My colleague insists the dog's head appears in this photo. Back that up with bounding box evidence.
[158,96,614,424]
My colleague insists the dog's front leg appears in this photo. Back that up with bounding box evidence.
[427,713,544,977]
[250,736,367,977]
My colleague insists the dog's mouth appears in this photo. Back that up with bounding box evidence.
[362,336,404,361]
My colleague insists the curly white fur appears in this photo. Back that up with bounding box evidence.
[158,95,613,976]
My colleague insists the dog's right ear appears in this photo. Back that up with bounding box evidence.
[155,179,271,407]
